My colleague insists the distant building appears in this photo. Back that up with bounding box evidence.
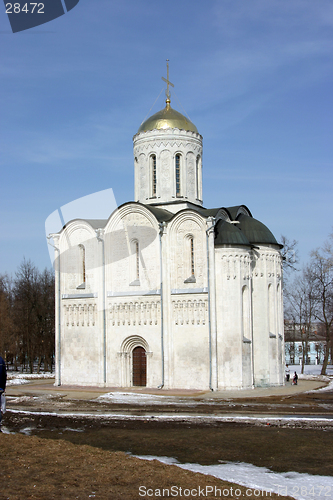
[284,321,327,365]
[51,71,285,390]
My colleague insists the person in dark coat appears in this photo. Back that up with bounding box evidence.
[0,355,7,431]
[293,371,298,385]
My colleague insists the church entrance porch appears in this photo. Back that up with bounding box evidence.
[132,346,147,386]
[118,336,150,388]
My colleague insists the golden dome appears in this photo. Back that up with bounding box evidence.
[138,101,198,134]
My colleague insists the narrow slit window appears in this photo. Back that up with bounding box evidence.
[175,154,181,196]
[135,241,139,279]
[79,244,86,283]
[196,155,200,199]
[151,155,156,196]
[190,237,195,276]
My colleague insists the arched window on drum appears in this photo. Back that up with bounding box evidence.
[175,154,181,197]
[150,154,157,197]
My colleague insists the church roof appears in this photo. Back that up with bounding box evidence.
[195,205,252,220]
[236,214,282,247]
[225,205,253,219]
[145,205,174,222]
[137,102,198,134]
[214,219,251,246]
[84,219,108,229]
[57,205,281,249]
[57,218,108,232]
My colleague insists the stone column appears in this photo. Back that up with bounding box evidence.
[96,228,106,386]
[159,222,171,388]
[52,234,61,386]
[207,217,218,390]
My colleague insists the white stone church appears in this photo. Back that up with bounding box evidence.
[52,78,285,390]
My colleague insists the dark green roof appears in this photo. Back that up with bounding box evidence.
[237,214,280,246]
[145,205,174,222]
[215,220,251,246]
[84,219,108,229]
[195,207,222,218]
[225,205,252,219]
[61,203,280,251]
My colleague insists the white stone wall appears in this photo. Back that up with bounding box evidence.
[104,204,160,294]
[250,247,284,387]
[103,203,162,387]
[56,220,104,386]
[106,297,162,387]
[165,211,210,389]
[215,248,250,389]
[214,245,284,389]
[169,294,210,389]
[133,129,203,206]
[55,205,284,390]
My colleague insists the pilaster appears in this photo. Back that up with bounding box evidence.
[207,217,218,390]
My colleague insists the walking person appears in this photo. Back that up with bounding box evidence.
[285,364,290,382]
[293,371,298,386]
[0,355,7,432]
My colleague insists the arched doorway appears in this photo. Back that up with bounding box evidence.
[132,346,146,386]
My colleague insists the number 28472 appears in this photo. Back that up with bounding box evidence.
[6,3,45,14]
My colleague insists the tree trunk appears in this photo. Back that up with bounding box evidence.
[321,341,330,375]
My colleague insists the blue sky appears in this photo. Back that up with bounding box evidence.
[1,0,332,275]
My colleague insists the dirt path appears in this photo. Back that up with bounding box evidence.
[2,378,332,499]
[0,433,296,500]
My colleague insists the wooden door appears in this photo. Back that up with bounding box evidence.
[132,346,146,386]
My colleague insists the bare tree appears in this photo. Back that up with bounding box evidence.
[0,274,15,364]
[284,265,316,373]
[280,235,299,275]
[35,268,55,372]
[13,260,40,372]
[310,236,333,375]
[13,260,55,373]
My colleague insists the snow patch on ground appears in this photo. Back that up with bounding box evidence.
[7,372,54,380]
[96,392,198,406]
[9,396,37,403]
[289,364,333,376]
[286,365,333,392]
[287,365,333,393]
[19,427,35,436]
[7,379,31,386]
[61,427,85,433]
[314,379,333,392]
[1,426,15,435]
[306,378,333,393]
[135,455,333,500]
[7,409,333,427]
[7,373,55,386]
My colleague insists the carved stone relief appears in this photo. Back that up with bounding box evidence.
[109,300,160,326]
[172,299,208,326]
[64,303,96,327]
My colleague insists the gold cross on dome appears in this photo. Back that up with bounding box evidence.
[162,59,174,103]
